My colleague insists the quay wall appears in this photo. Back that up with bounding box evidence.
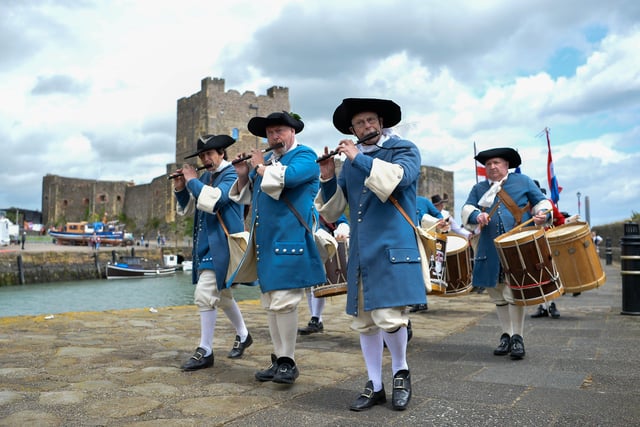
[0,246,192,286]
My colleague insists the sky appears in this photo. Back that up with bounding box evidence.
[1,0,639,226]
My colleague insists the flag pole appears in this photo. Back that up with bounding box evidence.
[473,141,478,184]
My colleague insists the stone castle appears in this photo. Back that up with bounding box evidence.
[42,77,454,233]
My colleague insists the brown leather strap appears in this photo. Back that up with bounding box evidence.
[497,188,530,225]
[388,195,415,227]
[281,196,313,234]
[216,212,229,237]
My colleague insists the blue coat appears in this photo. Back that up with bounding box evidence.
[416,196,443,222]
[463,173,548,288]
[247,145,326,292]
[321,137,426,314]
[175,165,244,287]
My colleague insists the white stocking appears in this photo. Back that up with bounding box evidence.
[221,299,249,341]
[382,327,408,375]
[275,309,299,360]
[198,309,217,356]
[360,331,384,392]
[509,303,525,337]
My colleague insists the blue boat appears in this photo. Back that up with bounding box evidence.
[49,221,134,247]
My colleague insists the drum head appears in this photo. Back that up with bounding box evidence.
[496,228,539,243]
[446,235,467,253]
[546,223,586,238]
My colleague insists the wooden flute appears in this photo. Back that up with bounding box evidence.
[167,143,284,179]
[315,131,380,163]
[230,142,284,165]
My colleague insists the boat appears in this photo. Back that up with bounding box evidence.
[181,260,193,271]
[49,221,134,247]
[106,255,176,279]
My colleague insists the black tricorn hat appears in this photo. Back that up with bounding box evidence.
[184,134,236,159]
[332,98,401,134]
[474,147,522,169]
[431,194,448,205]
[247,111,304,138]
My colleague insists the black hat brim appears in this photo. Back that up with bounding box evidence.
[474,147,522,169]
[184,135,236,159]
[333,98,401,134]
[248,112,304,138]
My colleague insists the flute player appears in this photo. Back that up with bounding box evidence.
[173,134,254,371]
[230,111,326,385]
[316,98,425,412]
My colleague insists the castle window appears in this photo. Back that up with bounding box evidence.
[116,195,122,202]
[63,200,68,206]
[83,198,90,205]
[98,194,107,203]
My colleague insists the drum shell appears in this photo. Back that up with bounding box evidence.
[494,227,563,306]
[313,241,348,298]
[546,222,606,293]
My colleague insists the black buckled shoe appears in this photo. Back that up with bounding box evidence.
[180,347,214,371]
[228,333,253,359]
[510,334,526,360]
[549,302,560,319]
[350,380,386,411]
[493,333,511,356]
[298,317,324,335]
[531,305,549,318]
[272,357,299,384]
[255,353,278,382]
[391,370,411,411]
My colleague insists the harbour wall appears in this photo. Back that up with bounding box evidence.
[0,246,192,286]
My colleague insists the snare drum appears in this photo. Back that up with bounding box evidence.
[313,240,348,298]
[437,233,472,297]
[494,227,563,306]
[546,222,606,293]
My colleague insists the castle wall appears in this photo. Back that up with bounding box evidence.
[42,175,130,226]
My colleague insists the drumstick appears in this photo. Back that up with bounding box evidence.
[509,209,552,233]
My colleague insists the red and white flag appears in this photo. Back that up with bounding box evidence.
[474,142,486,182]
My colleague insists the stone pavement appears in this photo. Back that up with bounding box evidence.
[1,262,638,426]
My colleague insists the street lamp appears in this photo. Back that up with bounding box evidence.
[249,104,259,148]
[577,191,582,216]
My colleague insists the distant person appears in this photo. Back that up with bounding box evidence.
[299,214,350,335]
[21,231,26,250]
[430,194,472,239]
[173,134,253,371]
[410,196,444,312]
[592,231,603,254]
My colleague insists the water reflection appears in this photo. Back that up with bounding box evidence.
[0,272,261,317]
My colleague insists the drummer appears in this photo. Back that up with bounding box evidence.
[430,194,472,239]
[461,147,551,360]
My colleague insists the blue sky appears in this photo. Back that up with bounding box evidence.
[0,0,638,226]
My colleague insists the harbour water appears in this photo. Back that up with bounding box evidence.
[0,271,261,318]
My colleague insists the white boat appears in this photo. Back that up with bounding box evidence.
[106,256,176,279]
[181,260,193,271]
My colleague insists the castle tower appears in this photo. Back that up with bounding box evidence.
[175,77,290,163]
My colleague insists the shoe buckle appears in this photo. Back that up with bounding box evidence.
[233,341,241,349]
[361,386,374,398]
[192,351,204,361]
[393,378,407,389]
